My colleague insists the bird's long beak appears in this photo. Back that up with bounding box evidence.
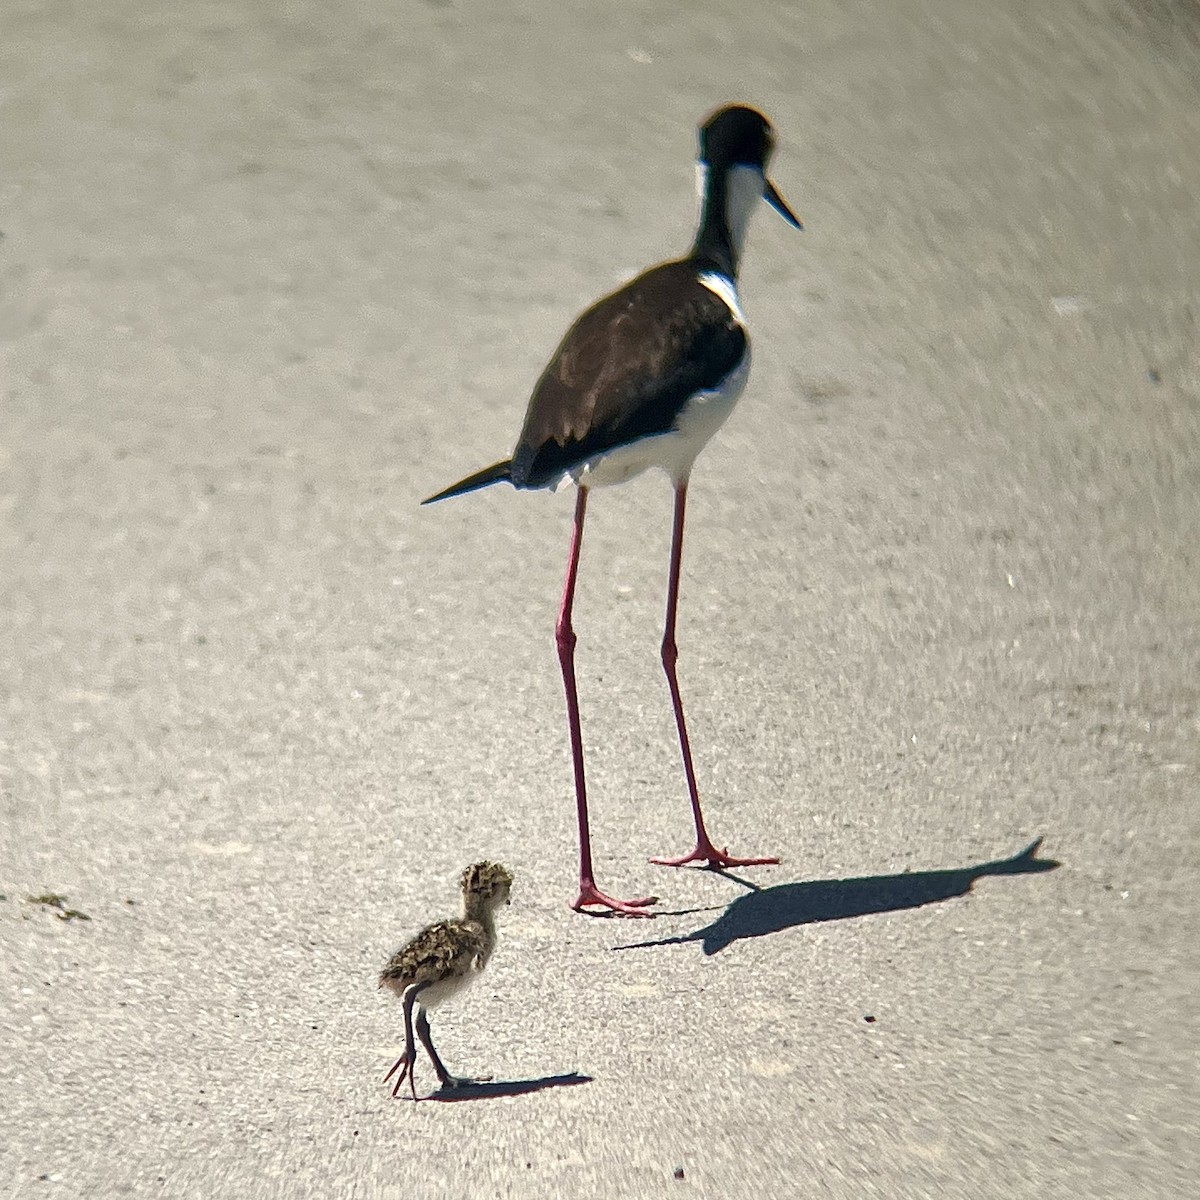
[764,179,803,230]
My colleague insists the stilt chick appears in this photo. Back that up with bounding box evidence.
[379,861,513,1099]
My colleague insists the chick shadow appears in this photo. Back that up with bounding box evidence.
[428,1072,592,1102]
[615,838,1059,956]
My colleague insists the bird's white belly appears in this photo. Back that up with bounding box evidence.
[565,350,751,490]
[417,969,474,1010]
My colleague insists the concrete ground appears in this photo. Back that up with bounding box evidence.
[2,1,1198,1196]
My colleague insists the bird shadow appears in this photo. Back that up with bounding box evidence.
[426,1071,592,1102]
[614,838,1059,956]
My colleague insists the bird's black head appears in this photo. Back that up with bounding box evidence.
[697,104,801,231]
[460,860,513,906]
[698,104,777,172]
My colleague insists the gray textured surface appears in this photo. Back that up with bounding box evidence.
[2,1,1199,1197]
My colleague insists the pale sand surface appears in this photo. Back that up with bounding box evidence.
[2,1,1198,1197]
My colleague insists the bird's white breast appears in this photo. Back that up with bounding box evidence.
[416,967,476,1010]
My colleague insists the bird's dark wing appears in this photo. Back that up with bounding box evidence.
[510,260,747,489]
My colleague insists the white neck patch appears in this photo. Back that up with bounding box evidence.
[695,162,766,269]
[697,270,745,323]
[723,164,766,264]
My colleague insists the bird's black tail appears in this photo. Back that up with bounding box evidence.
[421,460,514,505]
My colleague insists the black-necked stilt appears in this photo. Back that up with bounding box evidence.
[424,105,801,917]
[380,861,513,1099]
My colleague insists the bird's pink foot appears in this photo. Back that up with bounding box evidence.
[651,838,780,870]
[571,881,658,917]
[383,1053,418,1099]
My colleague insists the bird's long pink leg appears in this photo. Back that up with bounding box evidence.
[558,487,657,916]
[651,481,780,870]
[383,985,422,1099]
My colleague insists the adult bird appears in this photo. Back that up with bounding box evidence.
[423,104,801,916]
